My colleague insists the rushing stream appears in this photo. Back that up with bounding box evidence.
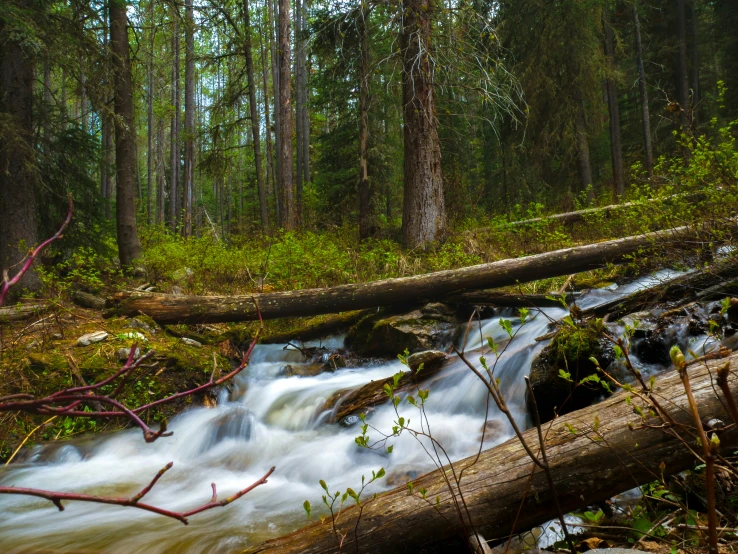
[0,269,725,554]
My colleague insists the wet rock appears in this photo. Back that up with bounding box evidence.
[339,414,362,427]
[480,419,505,442]
[526,323,613,423]
[77,331,109,346]
[619,311,656,338]
[200,406,255,451]
[282,363,326,377]
[180,337,202,348]
[385,465,422,487]
[406,350,447,372]
[345,308,458,358]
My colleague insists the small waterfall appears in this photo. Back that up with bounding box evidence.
[0,269,724,554]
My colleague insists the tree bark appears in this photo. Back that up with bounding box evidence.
[574,97,593,196]
[170,10,181,231]
[676,0,691,142]
[243,354,738,554]
[278,0,295,229]
[110,0,143,267]
[603,6,624,197]
[0,0,39,292]
[294,0,304,226]
[358,10,372,241]
[106,225,697,323]
[269,0,282,227]
[633,0,654,176]
[690,0,700,129]
[183,0,195,237]
[0,303,48,324]
[242,0,268,232]
[401,0,446,249]
[147,0,155,226]
[260,20,275,227]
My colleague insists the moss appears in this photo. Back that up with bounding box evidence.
[547,323,602,369]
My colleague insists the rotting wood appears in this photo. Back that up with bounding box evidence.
[243,352,738,554]
[106,225,698,324]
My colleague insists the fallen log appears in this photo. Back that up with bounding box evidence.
[502,192,703,229]
[0,303,49,324]
[106,225,696,324]
[244,352,738,554]
[444,290,579,307]
[583,260,738,321]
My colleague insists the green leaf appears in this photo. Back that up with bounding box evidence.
[376,467,386,479]
[499,319,513,337]
[303,500,311,519]
[319,480,329,493]
[558,368,572,382]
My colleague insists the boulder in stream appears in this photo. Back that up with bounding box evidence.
[345,304,459,358]
[526,323,613,423]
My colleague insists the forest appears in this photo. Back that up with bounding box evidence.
[2,0,738,552]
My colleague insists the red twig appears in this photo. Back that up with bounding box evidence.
[0,464,275,525]
[0,195,73,307]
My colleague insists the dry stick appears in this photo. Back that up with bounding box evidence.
[4,416,57,465]
[676,355,718,554]
[524,376,574,553]
[0,465,275,524]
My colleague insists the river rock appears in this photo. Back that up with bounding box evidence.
[117,347,141,361]
[345,305,458,358]
[180,337,202,348]
[339,414,362,427]
[619,311,656,338]
[282,363,326,377]
[128,317,155,334]
[526,323,613,423]
[406,350,447,371]
[77,331,109,346]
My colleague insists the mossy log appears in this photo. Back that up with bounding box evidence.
[106,226,695,324]
[244,352,738,554]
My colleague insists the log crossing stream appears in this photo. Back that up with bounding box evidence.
[0,269,724,554]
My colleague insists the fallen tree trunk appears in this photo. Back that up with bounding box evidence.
[106,226,696,324]
[444,290,579,307]
[0,303,48,324]
[502,192,703,229]
[244,352,738,553]
[583,260,738,321]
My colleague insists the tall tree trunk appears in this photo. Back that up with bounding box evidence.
[0,0,39,292]
[675,0,691,149]
[278,0,295,229]
[156,116,166,224]
[183,0,195,237]
[43,61,51,139]
[170,11,181,231]
[110,0,143,267]
[300,3,309,188]
[269,0,282,226]
[633,0,654,176]
[574,97,593,195]
[146,0,155,226]
[358,11,372,240]
[603,6,624,197]
[242,0,268,231]
[260,20,276,225]
[690,0,700,129]
[400,0,446,249]
[79,55,88,130]
[294,0,304,226]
